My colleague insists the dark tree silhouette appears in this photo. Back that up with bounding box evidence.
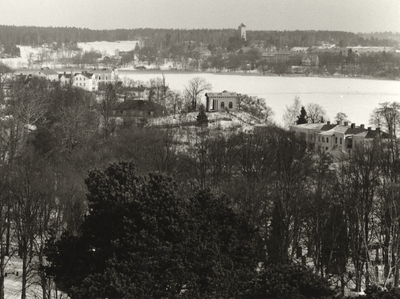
[45,162,262,298]
[296,106,308,124]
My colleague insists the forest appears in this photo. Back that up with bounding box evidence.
[0,25,398,52]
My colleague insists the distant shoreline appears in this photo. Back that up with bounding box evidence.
[10,67,399,82]
[117,69,400,82]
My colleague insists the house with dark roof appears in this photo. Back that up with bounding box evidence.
[302,54,319,67]
[72,72,98,91]
[58,72,73,86]
[34,68,58,81]
[290,121,389,156]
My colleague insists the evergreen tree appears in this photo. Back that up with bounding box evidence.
[196,104,208,127]
[45,162,262,298]
[296,106,308,124]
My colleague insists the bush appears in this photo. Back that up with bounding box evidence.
[248,263,334,299]
[362,285,400,299]
[196,104,208,127]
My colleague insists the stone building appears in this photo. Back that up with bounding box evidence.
[205,91,240,112]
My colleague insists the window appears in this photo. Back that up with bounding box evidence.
[318,136,320,142]
[229,102,233,109]
[340,138,342,144]
[322,137,324,142]
[326,147,328,151]
[326,138,329,143]
[335,137,338,143]
[221,102,225,109]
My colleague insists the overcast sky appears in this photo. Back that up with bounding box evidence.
[1,0,399,33]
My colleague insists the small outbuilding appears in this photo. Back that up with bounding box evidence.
[205,91,240,112]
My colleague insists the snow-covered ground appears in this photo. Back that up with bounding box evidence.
[0,41,140,68]
[3,256,68,299]
[78,40,140,55]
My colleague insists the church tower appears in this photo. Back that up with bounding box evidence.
[238,23,246,41]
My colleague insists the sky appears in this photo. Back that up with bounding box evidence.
[0,0,399,33]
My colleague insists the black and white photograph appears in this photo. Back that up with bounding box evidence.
[0,0,400,298]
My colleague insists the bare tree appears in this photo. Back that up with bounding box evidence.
[335,112,349,125]
[165,90,183,115]
[306,103,326,123]
[97,83,118,139]
[184,77,212,111]
[283,95,302,128]
[369,102,400,139]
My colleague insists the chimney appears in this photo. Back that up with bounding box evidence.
[351,123,355,129]
[376,127,380,134]
[344,121,348,126]
[327,121,330,125]
[360,124,365,129]
[368,127,371,131]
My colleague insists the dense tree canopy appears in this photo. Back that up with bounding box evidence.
[45,162,263,298]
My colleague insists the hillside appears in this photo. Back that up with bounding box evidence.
[148,110,267,132]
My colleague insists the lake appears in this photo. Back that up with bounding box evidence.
[119,70,400,127]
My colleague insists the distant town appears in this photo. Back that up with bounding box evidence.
[1,24,399,79]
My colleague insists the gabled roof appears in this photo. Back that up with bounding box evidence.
[291,123,325,130]
[74,72,94,79]
[320,124,337,131]
[344,127,367,135]
[206,91,238,97]
[354,130,390,139]
[58,73,72,79]
[239,23,246,27]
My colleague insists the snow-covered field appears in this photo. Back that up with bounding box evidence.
[78,40,140,55]
[0,41,140,68]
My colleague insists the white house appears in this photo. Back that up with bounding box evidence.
[93,68,118,85]
[73,72,98,91]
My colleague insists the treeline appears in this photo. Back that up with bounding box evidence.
[0,24,398,51]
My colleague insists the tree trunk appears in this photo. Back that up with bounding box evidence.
[21,251,27,299]
[0,246,4,299]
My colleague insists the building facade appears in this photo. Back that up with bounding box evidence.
[290,122,388,156]
[72,72,98,91]
[205,91,239,112]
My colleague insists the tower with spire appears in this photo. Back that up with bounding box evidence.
[238,23,246,41]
